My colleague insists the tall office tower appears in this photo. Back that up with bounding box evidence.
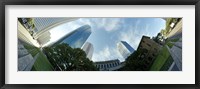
[82,42,94,60]
[32,17,78,40]
[51,25,92,48]
[117,41,135,59]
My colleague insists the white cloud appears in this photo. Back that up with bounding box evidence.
[120,30,141,50]
[119,20,151,50]
[78,18,122,32]
[144,24,150,36]
[78,18,92,26]
[101,18,121,32]
[89,19,153,62]
[92,46,124,62]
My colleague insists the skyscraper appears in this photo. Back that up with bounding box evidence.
[32,17,78,40]
[82,42,94,60]
[19,17,78,46]
[117,41,135,59]
[51,25,92,48]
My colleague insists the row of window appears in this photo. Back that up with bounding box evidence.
[95,62,120,69]
[34,18,64,32]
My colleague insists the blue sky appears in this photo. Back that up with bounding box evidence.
[46,18,166,62]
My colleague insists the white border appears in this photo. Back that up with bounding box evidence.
[5,5,195,84]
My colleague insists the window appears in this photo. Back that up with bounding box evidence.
[110,64,112,67]
[115,62,118,66]
[113,63,115,67]
[147,43,151,47]
[107,64,109,68]
[144,49,148,53]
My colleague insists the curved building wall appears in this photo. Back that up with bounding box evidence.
[33,17,78,39]
[94,59,123,71]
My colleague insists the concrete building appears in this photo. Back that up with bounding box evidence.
[82,42,94,60]
[94,59,124,71]
[166,19,182,39]
[166,19,182,71]
[18,21,40,47]
[137,36,162,68]
[37,31,51,46]
[19,17,78,46]
[32,17,78,40]
[117,41,135,59]
[51,25,92,48]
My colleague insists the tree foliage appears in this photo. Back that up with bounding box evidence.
[160,29,167,37]
[119,49,151,71]
[43,43,98,71]
[152,32,165,45]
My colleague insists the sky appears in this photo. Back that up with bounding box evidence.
[45,18,166,62]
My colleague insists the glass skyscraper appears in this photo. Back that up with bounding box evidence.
[82,42,94,60]
[117,41,135,59]
[51,25,92,48]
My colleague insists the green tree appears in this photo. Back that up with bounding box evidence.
[43,43,98,71]
[153,32,165,45]
[18,18,35,29]
[160,29,167,37]
[120,49,149,71]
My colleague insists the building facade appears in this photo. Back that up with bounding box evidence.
[18,21,40,47]
[32,17,78,39]
[117,41,135,59]
[94,59,124,71]
[37,31,51,45]
[51,25,92,48]
[19,17,78,46]
[137,36,162,68]
[81,42,94,60]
